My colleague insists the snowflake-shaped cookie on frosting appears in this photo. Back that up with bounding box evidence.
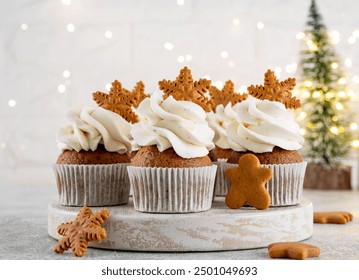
[248,69,300,109]
[158,66,213,112]
[209,80,248,110]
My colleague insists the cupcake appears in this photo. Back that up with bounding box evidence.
[53,80,147,206]
[224,69,306,206]
[128,67,217,213]
[206,80,248,196]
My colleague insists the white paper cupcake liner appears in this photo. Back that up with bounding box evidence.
[53,163,131,206]
[222,162,307,206]
[127,165,217,213]
[213,159,229,197]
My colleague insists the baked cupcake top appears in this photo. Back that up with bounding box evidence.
[131,67,215,159]
[227,70,304,153]
[207,80,248,149]
[57,80,148,154]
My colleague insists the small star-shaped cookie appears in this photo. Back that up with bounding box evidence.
[314,211,353,224]
[225,154,272,210]
[268,242,320,260]
[54,206,110,257]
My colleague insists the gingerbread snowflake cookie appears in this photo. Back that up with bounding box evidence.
[225,154,272,210]
[54,206,110,257]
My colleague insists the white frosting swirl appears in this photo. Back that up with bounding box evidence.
[206,102,239,149]
[131,92,215,158]
[227,96,304,153]
[57,106,133,153]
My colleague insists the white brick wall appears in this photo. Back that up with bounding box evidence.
[1,0,358,188]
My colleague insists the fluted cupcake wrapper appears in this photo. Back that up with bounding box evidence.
[53,163,131,206]
[213,159,229,197]
[222,162,307,206]
[127,165,217,213]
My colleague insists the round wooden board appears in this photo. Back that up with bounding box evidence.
[48,197,313,252]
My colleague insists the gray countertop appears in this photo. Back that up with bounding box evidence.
[0,184,358,260]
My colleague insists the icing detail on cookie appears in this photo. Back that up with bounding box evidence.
[248,69,300,109]
[226,96,304,153]
[57,106,133,153]
[131,91,215,158]
[54,206,109,257]
[209,80,248,110]
[158,67,213,112]
[314,211,353,224]
[225,154,272,210]
[207,102,239,149]
[268,242,320,260]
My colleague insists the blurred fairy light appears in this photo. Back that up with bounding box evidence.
[338,77,347,85]
[67,23,75,33]
[63,70,71,78]
[238,85,247,93]
[313,91,321,98]
[296,32,305,40]
[274,67,282,78]
[298,111,307,120]
[348,36,355,44]
[304,81,312,87]
[20,23,28,31]
[329,30,340,44]
[220,51,228,59]
[8,99,16,107]
[352,75,359,84]
[352,140,359,148]
[105,31,113,39]
[164,42,174,50]
[215,81,223,89]
[299,128,306,136]
[285,63,297,73]
[185,54,192,62]
[232,18,240,26]
[336,102,344,110]
[306,39,318,51]
[302,90,310,98]
[338,91,346,98]
[344,58,352,67]
[57,84,66,93]
[352,30,359,38]
[228,60,236,68]
[177,0,184,6]
[105,83,112,91]
[331,62,338,69]
[330,126,339,134]
[177,56,184,63]
[257,21,264,30]
[350,123,358,130]
[62,0,72,6]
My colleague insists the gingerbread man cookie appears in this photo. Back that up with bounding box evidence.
[314,211,353,224]
[268,242,320,260]
[225,154,272,210]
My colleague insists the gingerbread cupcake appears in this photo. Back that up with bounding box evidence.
[53,80,147,206]
[128,67,217,213]
[224,70,306,206]
[206,80,248,196]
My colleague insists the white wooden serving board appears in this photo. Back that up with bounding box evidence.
[48,197,313,252]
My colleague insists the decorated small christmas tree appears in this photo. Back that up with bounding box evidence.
[297,0,353,166]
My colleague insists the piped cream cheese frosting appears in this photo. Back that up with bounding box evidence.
[206,102,239,149]
[227,96,304,153]
[131,92,215,158]
[57,106,133,153]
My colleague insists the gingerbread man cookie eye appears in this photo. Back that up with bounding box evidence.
[225,154,272,210]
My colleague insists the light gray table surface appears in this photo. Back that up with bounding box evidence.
[0,184,358,260]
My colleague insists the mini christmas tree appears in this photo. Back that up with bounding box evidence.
[297,0,353,166]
